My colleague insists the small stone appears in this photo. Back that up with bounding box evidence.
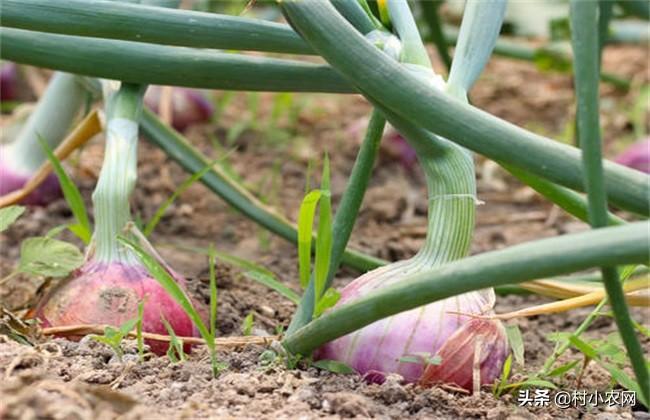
[259,305,275,318]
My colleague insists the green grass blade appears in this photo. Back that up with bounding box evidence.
[208,244,218,340]
[297,190,322,290]
[570,0,649,402]
[137,301,144,360]
[505,325,525,367]
[118,235,212,350]
[243,271,301,305]
[282,221,649,356]
[286,110,385,335]
[161,315,186,362]
[314,156,333,303]
[141,110,385,272]
[143,158,220,236]
[175,243,301,305]
[37,135,92,243]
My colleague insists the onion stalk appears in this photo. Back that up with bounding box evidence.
[309,0,509,390]
[0,72,86,205]
[36,83,202,354]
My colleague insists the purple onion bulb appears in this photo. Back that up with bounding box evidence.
[315,263,509,390]
[615,139,650,174]
[36,260,203,355]
[0,145,61,205]
[1,62,19,102]
[144,86,214,132]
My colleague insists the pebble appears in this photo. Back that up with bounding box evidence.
[259,305,275,318]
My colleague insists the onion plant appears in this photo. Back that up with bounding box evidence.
[0,72,87,204]
[35,0,205,356]
[1,0,648,399]
[35,82,204,355]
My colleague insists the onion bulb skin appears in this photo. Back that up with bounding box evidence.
[36,260,201,355]
[314,263,508,391]
[420,318,508,390]
[1,63,19,102]
[144,87,214,132]
[615,138,650,174]
[0,146,61,205]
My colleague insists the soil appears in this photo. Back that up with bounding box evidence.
[1,41,649,420]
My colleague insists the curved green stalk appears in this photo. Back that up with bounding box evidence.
[280,0,649,216]
[446,0,506,99]
[139,110,385,273]
[287,110,386,334]
[0,28,353,94]
[2,0,312,55]
[282,221,650,355]
[570,0,649,402]
[386,0,432,69]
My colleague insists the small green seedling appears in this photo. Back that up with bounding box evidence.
[296,155,340,318]
[242,312,254,336]
[38,135,92,244]
[505,325,525,367]
[176,243,300,304]
[1,235,84,285]
[161,315,186,363]
[492,354,513,397]
[398,353,442,366]
[568,334,648,407]
[90,318,138,361]
[312,359,355,374]
[119,235,227,376]
[137,301,145,361]
[144,158,221,236]
[0,205,25,233]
